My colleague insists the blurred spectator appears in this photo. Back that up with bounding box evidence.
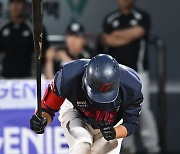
[0,0,49,78]
[45,22,95,79]
[98,0,161,153]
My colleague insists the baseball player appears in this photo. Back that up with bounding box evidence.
[30,54,143,154]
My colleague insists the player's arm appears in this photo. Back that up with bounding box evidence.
[30,71,65,134]
[101,95,143,140]
[100,96,143,140]
[114,99,143,139]
[118,91,143,138]
[40,81,65,122]
[98,94,142,141]
[103,26,145,47]
[114,125,128,138]
[42,112,52,125]
[98,122,128,141]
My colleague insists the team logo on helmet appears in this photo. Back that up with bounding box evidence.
[100,83,111,92]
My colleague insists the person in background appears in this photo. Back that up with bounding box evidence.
[0,0,49,78]
[45,22,95,79]
[98,0,161,153]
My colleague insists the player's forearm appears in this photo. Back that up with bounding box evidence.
[40,81,65,125]
[42,112,52,125]
[114,125,128,139]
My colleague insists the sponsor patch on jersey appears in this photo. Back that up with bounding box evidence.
[77,101,87,107]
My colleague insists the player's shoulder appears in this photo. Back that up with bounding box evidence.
[104,9,121,24]
[63,59,90,68]
[119,64,142,92]
[62,59,90,77]
[56,59,90,97]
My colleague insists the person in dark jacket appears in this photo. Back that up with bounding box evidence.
[0,0,49,78]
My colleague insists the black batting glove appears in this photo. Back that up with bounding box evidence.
[98,122,116,141]
[30,115,47,134]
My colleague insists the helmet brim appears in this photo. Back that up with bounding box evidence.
[83,77,119,103]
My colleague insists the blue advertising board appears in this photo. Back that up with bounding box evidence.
[0,80,69,154]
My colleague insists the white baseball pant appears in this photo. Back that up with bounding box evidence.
[59,99,123,154]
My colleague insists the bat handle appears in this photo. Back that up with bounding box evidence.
[36,58,42,118]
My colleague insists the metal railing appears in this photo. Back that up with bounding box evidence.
[148,35,166,153]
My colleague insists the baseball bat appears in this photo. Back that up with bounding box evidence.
[32,0,43,117]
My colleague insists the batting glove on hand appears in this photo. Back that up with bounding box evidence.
[98,122,116,141]
[30,115,47,134]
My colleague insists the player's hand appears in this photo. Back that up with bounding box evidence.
[30,115,47,134]
[98,122,116,141]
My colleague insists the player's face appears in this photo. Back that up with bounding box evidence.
[9,1,25,19]
[66,35,85,55]
[118,0,135,9]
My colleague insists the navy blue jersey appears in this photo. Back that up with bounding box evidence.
[54,59,143,135]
